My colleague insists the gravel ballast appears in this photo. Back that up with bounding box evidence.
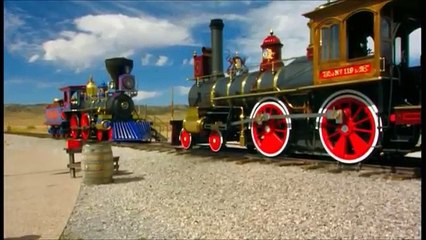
[61,146,421,239]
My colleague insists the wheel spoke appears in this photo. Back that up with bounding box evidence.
[353,127,374,134]
[333,135,347,156]
[348,133,368,154]
[327,130,340,139]
[354,116,370,125]
[275,128,287,133]
[261,132,284,146]
[352,105,363,119]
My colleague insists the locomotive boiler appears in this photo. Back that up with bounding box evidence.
[178,0,421,164]
[45,57,151,142]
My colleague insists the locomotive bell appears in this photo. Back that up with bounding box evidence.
[105,58,134,89]
[86,75,98,98]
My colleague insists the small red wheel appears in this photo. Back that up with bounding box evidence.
[69,114,80,139]
[250,100,291,157]
[97,130,105,141]
[208,130,223,152]
[318,91,380,164]
[80,113,91,140]
[179,128,192,150]
[108,128,113,141]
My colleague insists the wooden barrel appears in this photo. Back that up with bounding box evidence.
[82,143,114,184]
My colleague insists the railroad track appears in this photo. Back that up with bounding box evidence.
[114,141,421,180]
[6,131,421,180]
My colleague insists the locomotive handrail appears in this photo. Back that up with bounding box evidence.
[144,115,169,141]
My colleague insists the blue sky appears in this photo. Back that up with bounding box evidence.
[4,1,421,106]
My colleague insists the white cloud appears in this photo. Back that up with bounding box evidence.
[141,54,153,66]
[174,86,191,95]
[141,54,170,66]
[133,90,162,102]
[155,56,169,66]
[28,54,39,63]
[4,9,46,59]
[229,2,320,66]
[182,58,194,65]
[4,9,25,40]
[42,14,196,70]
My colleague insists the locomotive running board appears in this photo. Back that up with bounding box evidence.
[112,121,151,142]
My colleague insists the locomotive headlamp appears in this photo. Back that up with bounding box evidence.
[121,102,129,110]
[109,80,115,89]
[101,120,112,130]
[123,76,135,89]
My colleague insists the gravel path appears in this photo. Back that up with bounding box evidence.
[61,146,421,239]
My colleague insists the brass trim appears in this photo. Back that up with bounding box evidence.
[273,67,283,91]
[213,77,381,101]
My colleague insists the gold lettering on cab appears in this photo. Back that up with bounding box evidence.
[320,63,371,79]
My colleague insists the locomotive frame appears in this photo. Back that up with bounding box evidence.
[178,0,421,164]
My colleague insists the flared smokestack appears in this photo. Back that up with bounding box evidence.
[105,57,133,89]
[209,19,224,78]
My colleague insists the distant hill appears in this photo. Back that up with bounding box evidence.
[4,104,47,114]
[4,103,188,134]
[4,103,188,117]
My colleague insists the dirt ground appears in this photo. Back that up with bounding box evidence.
[3,134,82,239]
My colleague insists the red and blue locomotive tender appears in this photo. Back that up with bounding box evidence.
[44,57,151,142]
[178,0,421,164]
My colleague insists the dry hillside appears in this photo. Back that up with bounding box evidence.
[3,104,187,135]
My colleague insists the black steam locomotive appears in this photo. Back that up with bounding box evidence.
[45,58,151,142]
[177,0,421,164]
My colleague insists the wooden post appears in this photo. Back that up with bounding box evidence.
[171,87,174,120]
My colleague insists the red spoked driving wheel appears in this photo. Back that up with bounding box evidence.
[80,113,91,140]
[317,91,380,164]
[208,130,223,152]
[250,99,291,157]
[179,128,192,150]
[69,114,80,139]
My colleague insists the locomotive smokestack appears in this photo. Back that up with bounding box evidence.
[105,57,134,88]
[209,19,224,78]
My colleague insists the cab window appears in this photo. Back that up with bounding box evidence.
[408,28,421,67]
[320,23,340,61]
[346,11,375,59]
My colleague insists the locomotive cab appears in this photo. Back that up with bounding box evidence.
[304,0,421,151]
